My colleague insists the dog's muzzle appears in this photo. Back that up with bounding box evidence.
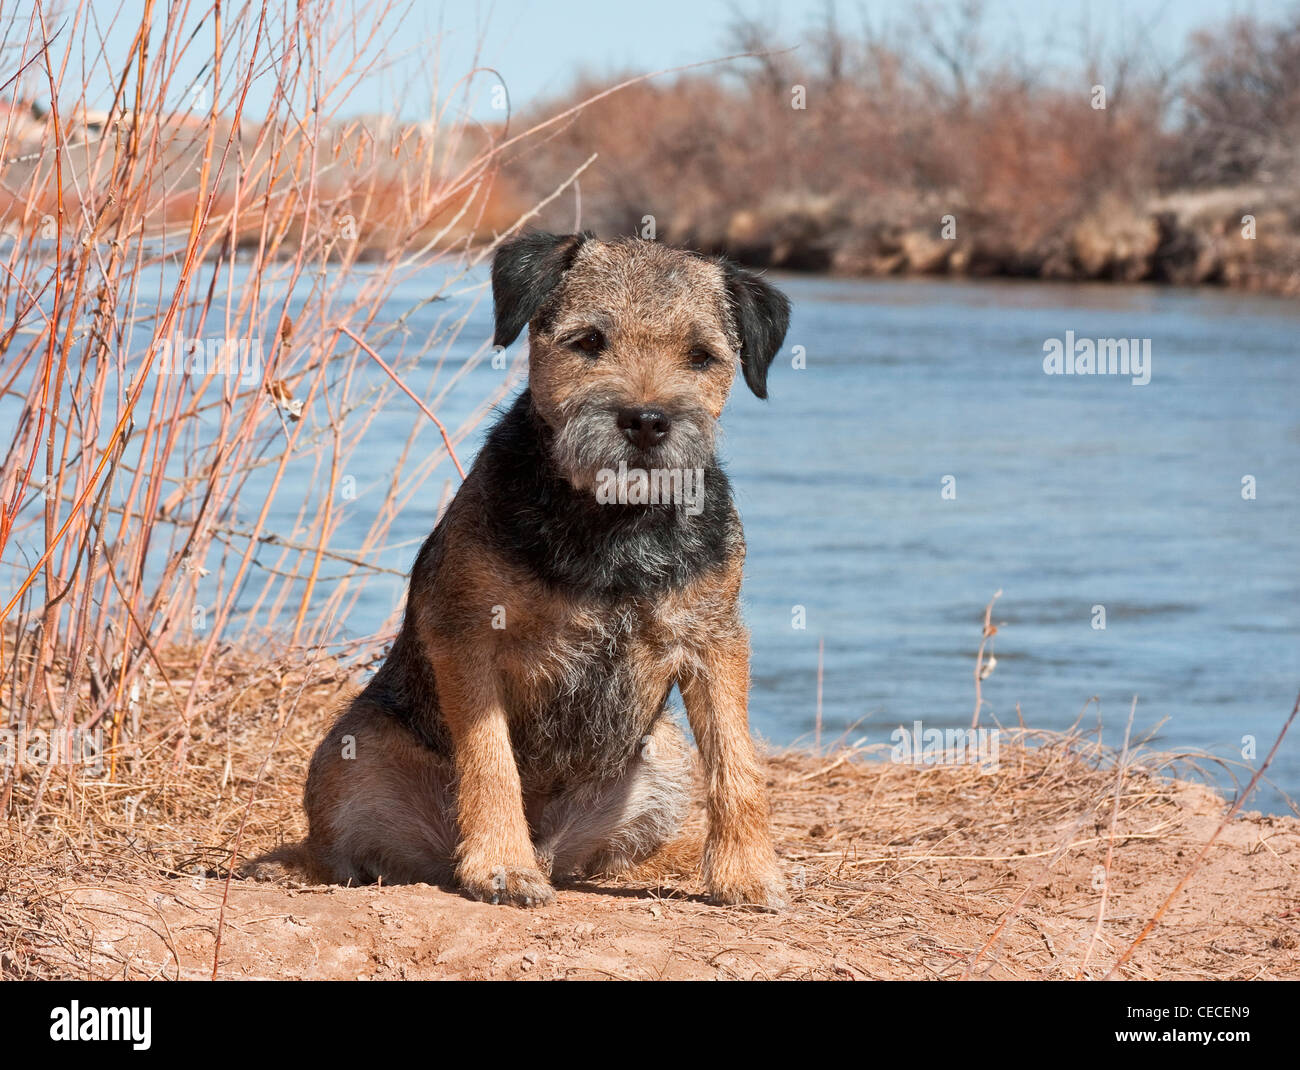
[551,395,715,492]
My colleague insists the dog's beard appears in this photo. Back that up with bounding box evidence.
[550,395,716,500]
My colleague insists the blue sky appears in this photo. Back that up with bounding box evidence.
[14,0,1296,120]
[427,0,1292,112]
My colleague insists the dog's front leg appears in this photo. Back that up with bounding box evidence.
[433,652,554,906]
[681,634,786,910]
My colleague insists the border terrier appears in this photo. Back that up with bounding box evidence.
[304,232,790,908]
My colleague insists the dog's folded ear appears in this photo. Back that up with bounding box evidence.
[721,261,791,399]
[491,232,589,349]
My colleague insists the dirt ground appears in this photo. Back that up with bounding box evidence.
[5,734,1297,980]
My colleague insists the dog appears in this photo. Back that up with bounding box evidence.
[303,232,790,908]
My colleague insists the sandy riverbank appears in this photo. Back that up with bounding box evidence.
[3,665,1294,980]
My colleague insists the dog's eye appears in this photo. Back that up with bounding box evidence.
[572,329,605,355]
[687,347,714,369]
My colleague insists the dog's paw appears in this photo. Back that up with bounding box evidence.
[705,838,787,910]
[458,863,556,908]
[705,849,787,910]
[707,873,787,911]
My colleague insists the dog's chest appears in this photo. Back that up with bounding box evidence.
[503,596,695,788]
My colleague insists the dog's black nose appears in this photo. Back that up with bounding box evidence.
[616,407,672,451]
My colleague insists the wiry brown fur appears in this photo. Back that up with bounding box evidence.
[304,234,789,908]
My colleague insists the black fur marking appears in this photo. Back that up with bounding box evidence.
[510,666,674,791]
[366,389,739,786]
[368,630,450,753]
[477,390,738,598]
[491,232,590,349]
[720,260,791,399]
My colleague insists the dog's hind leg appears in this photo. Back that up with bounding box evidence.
[534,716,693,881]
[304,701,459,886]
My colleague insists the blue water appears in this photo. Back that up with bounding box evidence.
[736,276,1299,815]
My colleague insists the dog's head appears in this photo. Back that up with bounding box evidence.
[491,233,790,492]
